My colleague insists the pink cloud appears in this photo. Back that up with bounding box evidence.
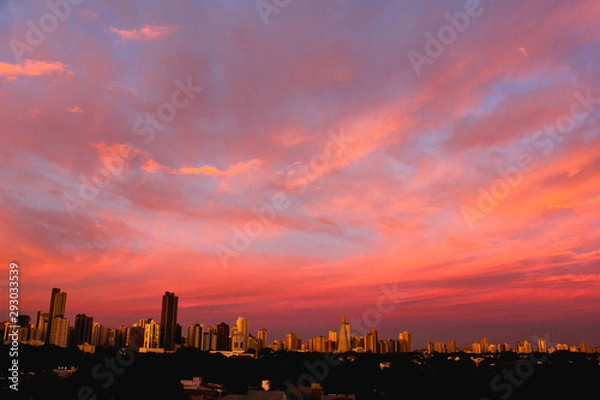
[1,0,599,346]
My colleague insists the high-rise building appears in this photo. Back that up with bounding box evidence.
[216,322,230,350]
[91,322,110,347]
[556,343,569,351]
[114,326,129,348]
[46,288,67,343]
[448,340,457,353]
[337,313,351,353]
[481,337,489,353]
[380,339,397,354]
[235,317,249,351]
[285,332,301,351]
[160,292,178,351]
[17,315,31,327]
[580,342,589,353]
[106,328,116,348]
[537,337,547,353]
[49,316,69,348]
[142,319,161,349]
[187,324,203,350]
[434,341,446,353]
[258,328,268,349]
[365,328,380,353]
[270,339,284,351]
[231,327,244,352]
[327,329,338,352]
[399,331,411,352]
[308,335,326,352]
[203,325,217,351]
[248,334,262,355]
[316,335,327,352]
[35,311,49,342]
[73,314,93,345]
[498,343,510,352]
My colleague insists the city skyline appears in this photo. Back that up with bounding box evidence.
[2,0,599,357]
[7,286,598,351]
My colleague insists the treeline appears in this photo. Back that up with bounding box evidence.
[1,344,599,399]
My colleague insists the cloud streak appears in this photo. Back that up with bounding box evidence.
[108,24,179,40]
[0,60,69,77]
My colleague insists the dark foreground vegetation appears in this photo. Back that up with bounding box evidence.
[1,344,599,399]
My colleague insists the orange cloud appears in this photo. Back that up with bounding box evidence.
[66,106,84,113]
[518,47,529,57]
[91,142,260,178]
[178,159,262,177]
[108,24,179,40]
[0,60,69,77]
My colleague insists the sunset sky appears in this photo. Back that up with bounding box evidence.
[1,0,599,348]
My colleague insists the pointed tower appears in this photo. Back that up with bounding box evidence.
[337,313,351,353]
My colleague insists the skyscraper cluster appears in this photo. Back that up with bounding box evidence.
[2,289,598,356]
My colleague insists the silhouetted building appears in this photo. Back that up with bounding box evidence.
[203,325,217,351]
[216,322,230,350]
[73,314,93,346]
[17,315,31,327]
[188,324,203,349]
[160,291,178,351]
